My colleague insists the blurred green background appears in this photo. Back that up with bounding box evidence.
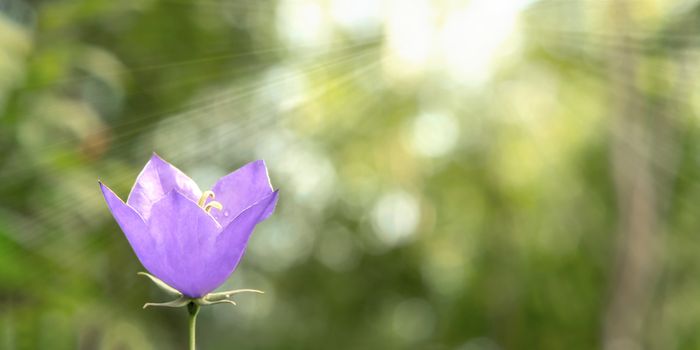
[1,0,699,349]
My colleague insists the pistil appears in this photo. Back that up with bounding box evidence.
[197,190,223,213]
[197,190,215,207]
[204,201,223,212]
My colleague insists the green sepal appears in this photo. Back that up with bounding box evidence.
[198,299,237,307]
[203,289,264,302]
[143,296,190,309]
[138,272,181,296]
[138,271,264,310]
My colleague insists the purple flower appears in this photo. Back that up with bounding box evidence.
[99,154,279,298]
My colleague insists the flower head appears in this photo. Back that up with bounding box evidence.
[99,153,279,299]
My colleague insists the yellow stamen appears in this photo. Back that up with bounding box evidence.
[198,190,215,207]
[204,201,223,213]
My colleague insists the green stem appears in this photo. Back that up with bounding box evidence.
[188,302,200,350]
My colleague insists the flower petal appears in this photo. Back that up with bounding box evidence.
[146,190,221,298]
[99,182,167,280]
[127,153,202,220]
[208,190,279,286]
[209,160,274,227]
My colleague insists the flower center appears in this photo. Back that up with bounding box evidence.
[197,190,223,213]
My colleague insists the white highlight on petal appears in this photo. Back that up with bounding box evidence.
[371,190,420,248]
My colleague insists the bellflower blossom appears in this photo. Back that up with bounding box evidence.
[99,154,279,309]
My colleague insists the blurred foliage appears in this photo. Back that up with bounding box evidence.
[2,0,700,349]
